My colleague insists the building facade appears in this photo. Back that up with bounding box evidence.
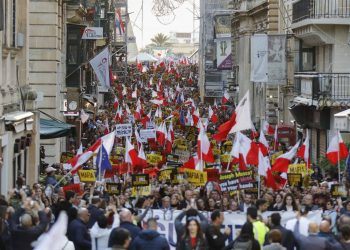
[0,0,40,194]
[289,0,350,162]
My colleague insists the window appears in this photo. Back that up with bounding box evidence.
[12,0,16,47]
[0,0,4,31]
[301,48,316,71]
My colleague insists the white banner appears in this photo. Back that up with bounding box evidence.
[90,47,110,88]
[268,35,287,85]
[140,129,156,142]
[115,123,132,137]
[216,38,232,70]
[251,34,268,82]
[141,209,323,250]
[81,27,103,39]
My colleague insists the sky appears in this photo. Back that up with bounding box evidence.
[128,0,200,50]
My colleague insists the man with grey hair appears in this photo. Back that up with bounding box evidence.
[67,207,91,250]
[109,208,141,247]
[130,218,170,250]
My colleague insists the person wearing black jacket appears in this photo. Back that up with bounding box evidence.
[264,213,296,250]
[67,207,91,250]
[223,222,260,250]
[10,206,49,250]
[206,210,231,250]
[175,208,208,245]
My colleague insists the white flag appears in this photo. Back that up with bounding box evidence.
[229,91,253,134]
[90,47,110,88]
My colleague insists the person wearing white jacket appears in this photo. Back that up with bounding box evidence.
[91,206,120,250]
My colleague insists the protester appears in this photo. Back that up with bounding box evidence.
[223,222,260,250]
[177,216,207,250]
[247,207,269,247]
[130,218,170,250]
[90,206,120,250]
[67,207,92,250]
[108,227,132,250]
[263,229,286,250]
[206,210,231,250]
[293,222,330,250]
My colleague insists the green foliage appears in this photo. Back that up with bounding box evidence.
[150,33,170,47]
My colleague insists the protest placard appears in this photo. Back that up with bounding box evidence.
[330,184,347,198]
[167,154,179,162]
[159,168,176,182]
[287,173,302,187]
[174,149,190,163]
[288,163,314,176]
[78,170,96,182]
[146,153,163,165]
[131,174,150,187]
[106,183,121,195]
[131,185,151,197]
[139,129,156,142]
[115,123,132,137]
[219,170,255,193]
[180,168,207,186]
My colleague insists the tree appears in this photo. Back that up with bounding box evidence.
[150,33,170,47]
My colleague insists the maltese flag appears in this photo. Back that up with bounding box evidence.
[326,131,349,165]
[272,141,300,172]
[208,105,218,123]
[297,130,310,166]
[197,125,214,164]
[229,91,253,134]
[263,121,275,135]
[125,137,139,167]
[222,89,230,104]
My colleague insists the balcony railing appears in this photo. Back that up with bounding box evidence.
[294,72,350,101]
[292,0,350,23]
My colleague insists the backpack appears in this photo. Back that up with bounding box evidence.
[231,239,252,250]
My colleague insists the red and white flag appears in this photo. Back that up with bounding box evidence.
[80,109,89,124]
[192,108,200,126]
[258,148,271,177]
[258,130,269,156]
[154,106,162,118]
[297,130,310,166]
[222,89,230,104]
[197,125,214,165]
[208,105,218,123]
[168,121,175,142]
[326,131,349,165]
[68,139,102,174]
[165,129,173,154]
[263,121,275,135]
[230,132,252,170]
[113,97,119,109]
[229,91,253,134]
[137,144,148,168]
[156,122,167,146]
[272,141,300,172]
[125,137,139,166]
[183,155,198,169]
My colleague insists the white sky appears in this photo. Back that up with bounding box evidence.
[128,0,200,50]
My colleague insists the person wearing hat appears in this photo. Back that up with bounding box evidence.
[45,165,58,188]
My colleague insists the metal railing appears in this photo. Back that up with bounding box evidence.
[292,0,350,23]
[294,72,350,101]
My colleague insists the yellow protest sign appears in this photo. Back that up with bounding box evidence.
[271,151,283,165]
[131,185,151,197]
[159,169,174,182]
[220,154,231,163]
[78,170,96,182]
[288,163,314,176]
[146,154,163,165]
[181,169,207,186]
[176,144,188,151]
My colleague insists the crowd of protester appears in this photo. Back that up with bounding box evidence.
[1,62,350,250]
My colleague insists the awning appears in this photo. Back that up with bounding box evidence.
[40,119,75,139]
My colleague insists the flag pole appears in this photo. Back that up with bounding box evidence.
[258,173,261,199]
[98,146,103,182]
